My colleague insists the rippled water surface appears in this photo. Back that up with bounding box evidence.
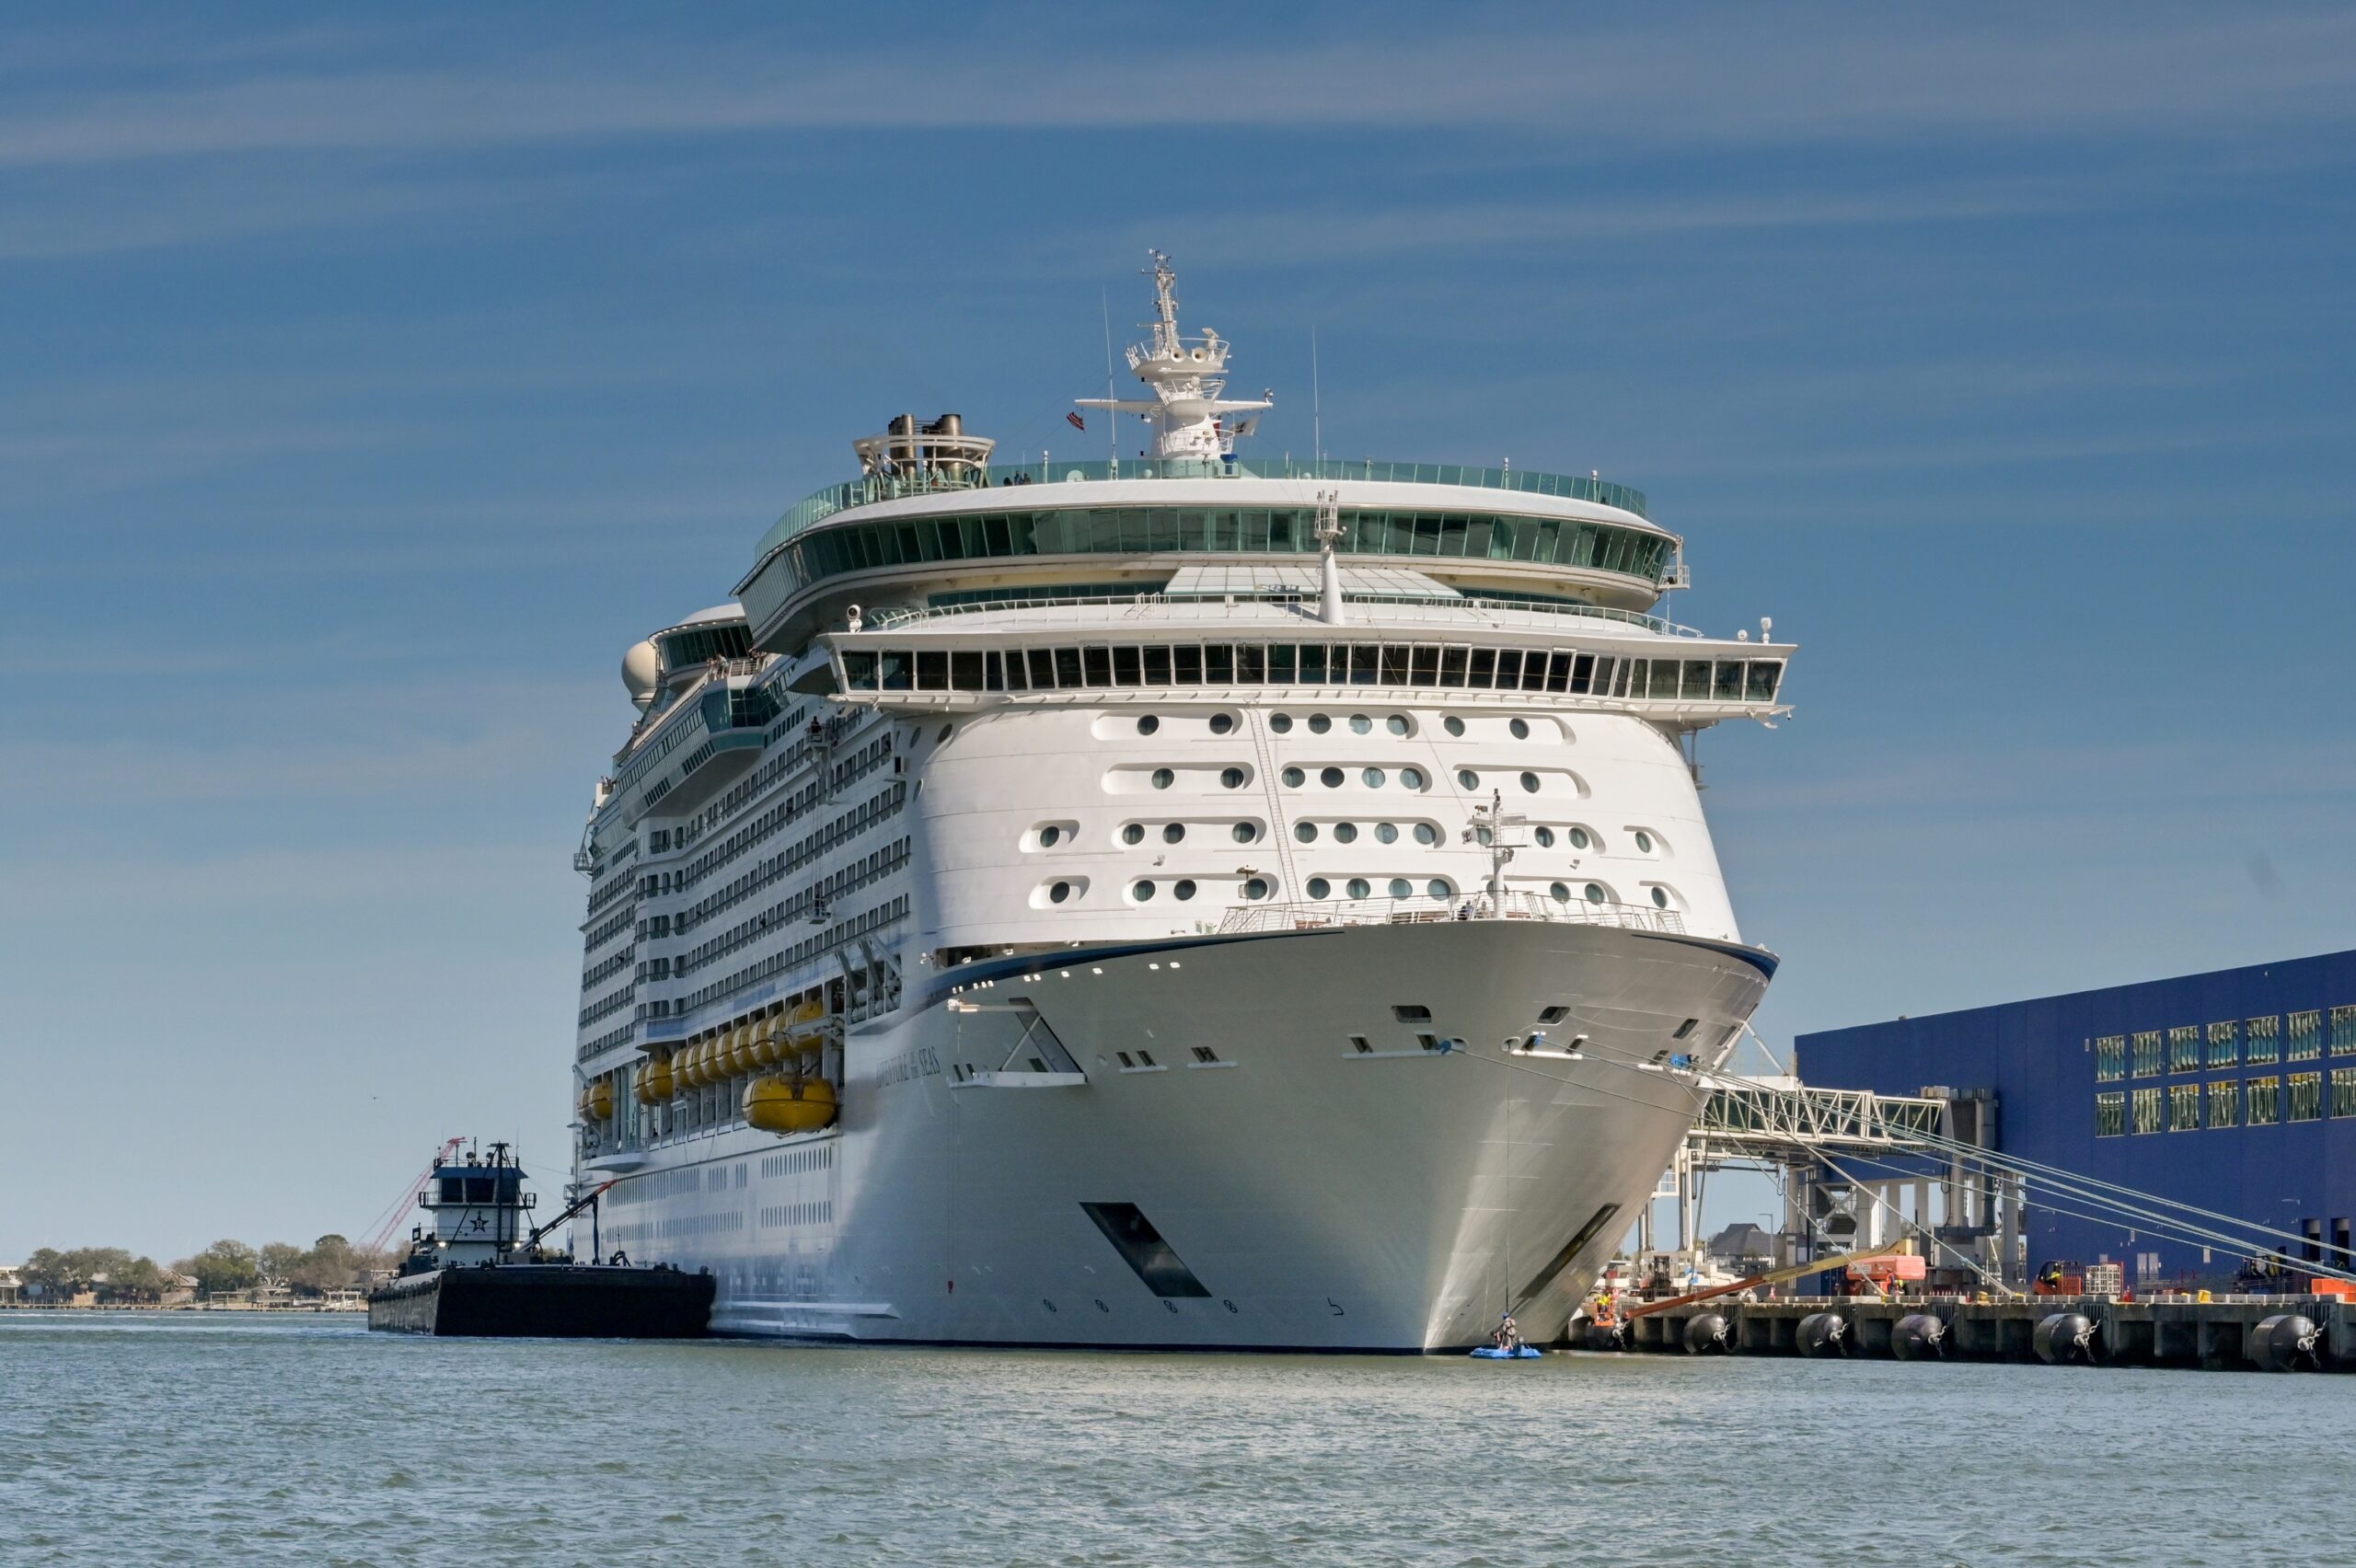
[3,1311,2347,1565]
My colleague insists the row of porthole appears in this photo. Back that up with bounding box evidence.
[1296,821,1439,845]
[1306,877,1455,901]
[1551,882,1674,909]
[1138,713,1553,742]
[1048,819,1656,853]
[1279,765,1431,790]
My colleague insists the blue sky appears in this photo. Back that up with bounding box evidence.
[5,4,2352,1261]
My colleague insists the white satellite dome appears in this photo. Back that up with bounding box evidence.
[621,639,661,709]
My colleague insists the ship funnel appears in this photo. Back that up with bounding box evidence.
[855,411,993,484]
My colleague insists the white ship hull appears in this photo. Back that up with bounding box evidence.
[595,918,1770,1350]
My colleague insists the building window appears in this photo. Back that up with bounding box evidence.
[2288,1072,2323,1122]
[2206,1020,2238,1067]
[2248,1076,2281,1125]
[2094,1036,2126,1082]
[1650,887,1670,909]
[1048,882,1072,904]
[1133,881,1156,902]
[1519,771,1541,793]
[1294,822,1318,843]
[2332,1005,2356,1055]
[1209,713,1235,735]
[2131,1087,2162,1135]
[1568,826,1591,849]
[1584,883,1606,904]
[2333,1068,2356,1119]
[1308,713,1332,733]
[2207,1079,2240,1129]
[1427,880,1450,899]
[2131,1031,2163,1077]
[2095,1091,2126,1138]
[1219,767,1246,790]
[1388,878,1412,898]
[2169,1082,2200,1131]
[2167,1026,2200,1074]
[2288,1009,2323,1062]
[2247,1016,2281,1064]
[1362,767,1387,788]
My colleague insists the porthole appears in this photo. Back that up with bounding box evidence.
[1334,823,1358,844]
[1281,766,1304,788]
[1568,826,1590,849]
[1231,822,1257,843]
[1151,768,1174,790]
[1347,878,1372,900]
[1219,767,1246,790]
[1400,766,1426,790]
[1242,878,1271,901]
[1414,823,1440,846]
[1534,827,1555,848]
[1135,880,1157,902]
[1308,714,1333,734]
[1551,882,1571,904]
[1039,825,1062,847]
[1137,716,1161,736]
[1270,713,1293,734]
[1509,718,1530,740]
[1349,714,1372,734]
[1163,823,1185,844]
[1585,883,1606,904]
[1634,830,1655,853]
[1210,713,1236,735]
[1295,822,1319,843]
[1444,716,1465,737]
[1389,878,1413,899]
[1049,882,1073,904]
[1386,715,1410,735]
[1361,767,1386,788]
[1519,772,1540,793]
[1308,877,1332,899]
[1651,886,1669,908]
[1121,824,1145,846]
[1173,880,1197,901]
[1320,767,1345,788]
[1458,769,1480,790]
[1426,880,1450,900]
[1375,823,1399,844]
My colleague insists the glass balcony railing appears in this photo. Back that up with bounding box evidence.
[756,457,1649,561]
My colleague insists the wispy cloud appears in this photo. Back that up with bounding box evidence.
[3,9,2352,170]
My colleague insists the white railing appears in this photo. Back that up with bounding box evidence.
[1217,893,1686,936]
[863,593,1703,638]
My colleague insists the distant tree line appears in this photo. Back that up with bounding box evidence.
[16,1235,395,1303]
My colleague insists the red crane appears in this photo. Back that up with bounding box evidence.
[358,1136,466,1258]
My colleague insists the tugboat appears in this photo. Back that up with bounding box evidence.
[366,1142,713,1337]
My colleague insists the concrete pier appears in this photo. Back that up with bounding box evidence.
[1606,1296,2353,1371]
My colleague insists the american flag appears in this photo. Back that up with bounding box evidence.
[1066,411,1086,431]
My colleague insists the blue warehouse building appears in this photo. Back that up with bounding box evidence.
[1796,949,2356,1286]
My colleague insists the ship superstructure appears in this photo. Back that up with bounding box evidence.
[567,255,1795,1349]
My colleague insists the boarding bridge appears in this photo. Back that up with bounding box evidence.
[1648,1077,2025,1291]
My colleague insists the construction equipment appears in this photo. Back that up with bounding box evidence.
[1620,1241,1910,1321]
[359,1136,466,1257]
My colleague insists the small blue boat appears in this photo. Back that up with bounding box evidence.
[1469,1344,1542,1359]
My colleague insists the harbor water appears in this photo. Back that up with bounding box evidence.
[4,1312,2347,1566]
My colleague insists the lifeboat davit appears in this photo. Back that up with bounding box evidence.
[743,1073,838,1135]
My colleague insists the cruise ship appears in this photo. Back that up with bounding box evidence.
[567,255,1794,1350]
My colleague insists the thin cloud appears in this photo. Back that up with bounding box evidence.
[1,10,2352,168]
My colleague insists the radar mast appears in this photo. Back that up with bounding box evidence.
[1076,250,1274,461]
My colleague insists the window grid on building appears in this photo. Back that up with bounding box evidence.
[2206,1020,2239,1067]
[2131,1086,2163,1135]
[2287,1071,2323,1122]
[2095,1091,2126,1138]
[2131,1031,2164,1078]
[2287,1009,2323,1062]
[2094,1036,2126,1083]
[2333,1006,2356,1055]
[2333,1067,2356,1119]
[2246,1015,2280,1064]
[2167,1025,2200,1074]
[2168,1082,2201,1131]
[2248,1075,2281,1125]
[2206,1078,2240,1129]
